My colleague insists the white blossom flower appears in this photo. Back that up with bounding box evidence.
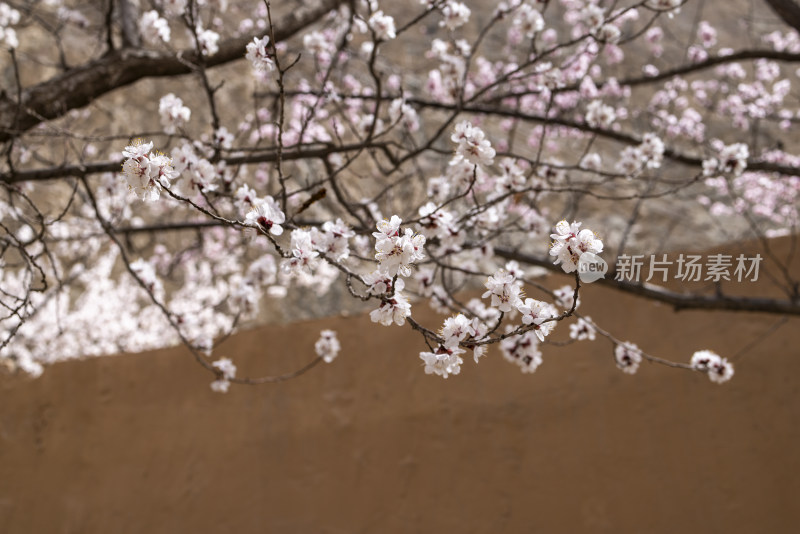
[451,120,495,166]
[246,36,275,72]
[703,142,749,177]
[158,93,191,134]
[441,313,471,348]
[121,140,177,202]
[691,349,734,384]
[517,298,557,341]
[482,270,523,313]
[283,229,319,275]
[373,218,426,277]
[440,2,471,31]
[369,11,396,41]
[569,317,596,341]
[553,284,580,310]
[549,220,603,273]
[586,100,616,128]
[196,27,220,56]
[210,357,237,393]
[614,342,642,374]
[315,330,341,363]
[500,329,543,374]
[370,287,412,326]
[244,196,285,236]
[420,346,464,378]
[708,357,734,384]
[140,10,170,44]
[513,3,544,38]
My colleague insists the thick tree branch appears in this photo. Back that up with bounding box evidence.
[764,0,800,32]
[0,141,390,184]
[0,0,342,143]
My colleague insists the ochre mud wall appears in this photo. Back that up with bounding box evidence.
[1,239,799,533]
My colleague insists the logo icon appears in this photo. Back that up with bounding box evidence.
[578,252,607,283]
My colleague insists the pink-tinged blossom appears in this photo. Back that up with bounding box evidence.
[512,3,545,38]
[697,21,717,48]
[388,98,420,132]
[614,342,642,374]
[315,330,340,363]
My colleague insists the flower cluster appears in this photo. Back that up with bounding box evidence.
[690,350,734,384]
[420,346,464,378]
[0,2,20,49]
[368,11,396,41]
[616,133,665,174]
[703,142,749,177]
[614,342,642,374]
[549,220,604,273]
[210,357,237,393]
[158,93,191,134]
[140,10,170,44]
[373,216,426,277]
[516,298,557,342]
[121,140,178,202]
[196,26,220,56]
[315,330,341,363]
[501,330,543,374]
[482,270,523,313]
[244,196,285,236]
[369,278,412,326]
[439,1,471,31]
[569,317,596,341]
[451,120,496,167]
[585,100,616,128]
[246,36,275,72]
[438,313,488,362]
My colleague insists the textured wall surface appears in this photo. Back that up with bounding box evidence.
[1,238,798,533]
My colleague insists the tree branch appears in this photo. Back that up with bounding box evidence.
[764,0,800,32]
[0,0,343,143]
